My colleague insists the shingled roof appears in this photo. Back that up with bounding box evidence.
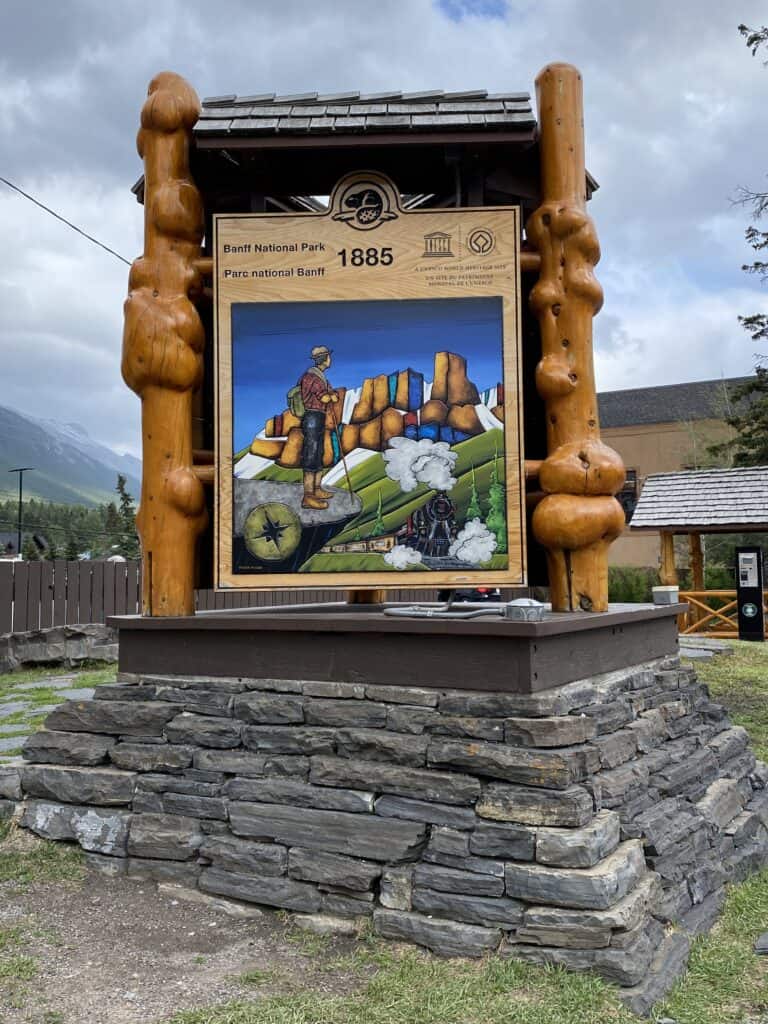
[630,467,768,532]
[195,90,535,137]
[597,377,751,430]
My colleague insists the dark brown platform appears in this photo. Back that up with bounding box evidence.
[110,603,685,694]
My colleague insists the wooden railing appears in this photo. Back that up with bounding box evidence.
[0,559,488,636]
[678,590,768,638]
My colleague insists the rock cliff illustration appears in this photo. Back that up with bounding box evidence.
[232,351,508,576]
[244,352,504,469]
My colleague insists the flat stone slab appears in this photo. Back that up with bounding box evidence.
[373,908,501,957]
[23,730,116,767]
[11,675,79,691]
[0,736,27,752]
[522,874,661,936]
[0,703,30,719]
[618,931,692,1016]
[477,782,594,827]
[536,810,621,869]
[229,800,427,862]
[505,841,646,910]
[21,765,135,806]
[200,866,322,913]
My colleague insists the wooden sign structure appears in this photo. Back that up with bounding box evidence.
[122,64,625,616]
[215,173,524,590]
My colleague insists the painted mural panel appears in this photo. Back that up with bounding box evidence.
[215,172,524,589]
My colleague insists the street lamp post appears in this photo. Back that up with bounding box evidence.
[8,468,34,558]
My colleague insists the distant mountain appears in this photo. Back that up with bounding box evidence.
[0,405,141,506]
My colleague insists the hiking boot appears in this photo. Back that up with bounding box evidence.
[302,495,328,510]
[314,488,334,499]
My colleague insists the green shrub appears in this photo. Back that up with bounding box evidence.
[608,566,659,603]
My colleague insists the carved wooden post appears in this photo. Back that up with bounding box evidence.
[122,72,207,615]
[688,532,704,624]
[527,63,625,612]
[689,533,704,590]
[660,532,678,586]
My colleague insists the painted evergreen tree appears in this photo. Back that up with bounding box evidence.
[371,489,387,537]
[486,447,507,554]
[466,465,483,521]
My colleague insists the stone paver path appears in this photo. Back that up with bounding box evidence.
[0,669,97,762]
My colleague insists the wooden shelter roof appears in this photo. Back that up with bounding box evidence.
[630,466,768,533]
[195,90,536,138]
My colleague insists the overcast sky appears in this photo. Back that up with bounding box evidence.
[1,0,767,456]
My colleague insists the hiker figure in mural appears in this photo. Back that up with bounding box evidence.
[297,345,339,510]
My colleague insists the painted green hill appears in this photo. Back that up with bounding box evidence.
[334,428,506,543]
[250,428,508,545]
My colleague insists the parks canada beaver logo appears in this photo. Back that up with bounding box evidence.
[331,179,398,231]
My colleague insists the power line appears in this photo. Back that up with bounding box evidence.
[0,518,130,541]
[0,175,132,266]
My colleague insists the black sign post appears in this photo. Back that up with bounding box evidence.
[736,546,765,642]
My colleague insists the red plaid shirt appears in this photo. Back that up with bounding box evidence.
[300,369,331,412]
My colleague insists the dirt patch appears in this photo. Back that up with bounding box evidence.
[0,833,368,1024]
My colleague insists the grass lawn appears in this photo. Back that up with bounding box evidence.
[689,640,768,760]
[0,662,117,703]
[0,661,117,762]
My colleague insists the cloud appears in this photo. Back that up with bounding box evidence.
[2,0,768,468]
[449,519,497,564]
[383,545,424,570]
[437,0,511,21]
[383,437,458,493]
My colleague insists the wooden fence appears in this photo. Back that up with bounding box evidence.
[0,559,446,635]
[679,589,768,639]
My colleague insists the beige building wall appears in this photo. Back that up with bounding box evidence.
[603,418,734,568]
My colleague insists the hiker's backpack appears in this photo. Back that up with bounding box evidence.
[286,382,305,418]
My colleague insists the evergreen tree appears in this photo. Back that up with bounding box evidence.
[21,536,39,561]
[116,474,140,559]
[466,465,483,521]
[371,489,387,537]
[709,25,768,466]
[46,538,59,560]
[65,534,80,561]
[486,447,507,554]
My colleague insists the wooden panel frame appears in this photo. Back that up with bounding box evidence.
[215,171,525,591]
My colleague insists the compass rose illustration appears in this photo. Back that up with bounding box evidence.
[243,502,302,562]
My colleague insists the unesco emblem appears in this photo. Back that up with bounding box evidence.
[422,231,454,258]
[467,227,496,256]
[331,178,398,231]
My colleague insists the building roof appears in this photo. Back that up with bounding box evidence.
[597,377,751,429]
[195,90,536,138]
[630,467,768,533]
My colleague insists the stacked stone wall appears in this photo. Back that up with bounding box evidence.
[3,655,767,1015]
[0,624,118,674]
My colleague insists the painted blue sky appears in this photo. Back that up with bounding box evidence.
[232,297,503,452]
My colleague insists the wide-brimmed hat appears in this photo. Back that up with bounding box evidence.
[310,345,332,360]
